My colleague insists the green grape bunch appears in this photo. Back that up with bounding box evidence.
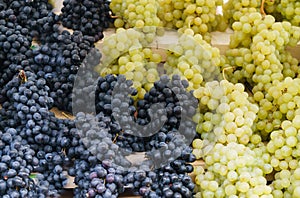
[276,0,300,26]
[194,142,273,198]
[110,0,162,29]
[96,27,223,99]
[157,0,226,42]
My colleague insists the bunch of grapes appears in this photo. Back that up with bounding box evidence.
[98,28,224,98]
[110,0,164,45]
[267,118,300,197]
[60,0,112,41]
[96,28,162,99]
[223,0,261,25]
[224,0,300,27]
[276,0,300,26]
[222,12,300,136]
[270,166,300,197]
[222,12,300,94]
[110,0,162,39]
[165,31,222,90]
[157,0,225,42]
[194,142,273,198]
[192,80,259,147]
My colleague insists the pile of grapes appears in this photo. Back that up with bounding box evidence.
[0,0,300,197]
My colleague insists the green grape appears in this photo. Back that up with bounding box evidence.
[270,164,300,198]
[223,0,261,25]
[96,28,163,99]
[110,0,163,44]
[110,0,162,29]
[193,80,259,145]
[165,32,222,90]
[193,142,273,197]
[276,0,300,26]
[222,12,300,136]
[157,0,226,42]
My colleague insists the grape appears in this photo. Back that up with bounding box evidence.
[110,0,162,29]
[165,32,222,90]
[110,0,162,43]
[4,0,59,40]
[73,160,124,198]
[194,142,273,197]
[222,12,300,136]
[123,153,195,197]
[0,71,74,197]
[0,9,33,94]
[223,0,261,25]
[192,80,259,148]
[2,0,300,197]
[157,0,225,42]
[276,0,300,26]
[72,72,198,197]
[60,0,112,41]
[96,28,162,99]
[97,28,223,98]
[31,32,96,112]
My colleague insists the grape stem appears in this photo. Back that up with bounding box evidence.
[18,70,27,83]
[61,148,66,156]
[188,19,192,29]
[260,0,266,17]
[109,11,118,19]
[113,133,119,143]
[62,112,72,119]
[222,66,235,81]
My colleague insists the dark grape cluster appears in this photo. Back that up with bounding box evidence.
[145,148,196,198]
[30,30,96,112]
[0,0,111,112]
[4,0,58,39]
[0,71,70,197]
[123,147,196,197]
[0,69,197,197]
[60,0,113,41]
[63,73,197,197]
[87,74,197,197]
[0,9,33,96]
[72,159,125,198]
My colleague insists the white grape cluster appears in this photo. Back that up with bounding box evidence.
[222,13,300,136]
[192,80,259,147]
[223,0,261,25]
[99,28,143,65]
[252,77,300,136]
[267,77,300,122]
[271,166,300,197]
[96,28,161,99]
[223,13,300,92]
[223,0,281,25]
[157,0,224,42]
[229,13,300,49]
[266,96,300,166]
[250,20,299,93]
[110,0,162,29]
[267,128,299,172]
[267,119,300,197]
[276,0,300,26]
[110,0,163,45]
[164,31,222,91]
[194,142,273,198]
[96,28,225,99]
